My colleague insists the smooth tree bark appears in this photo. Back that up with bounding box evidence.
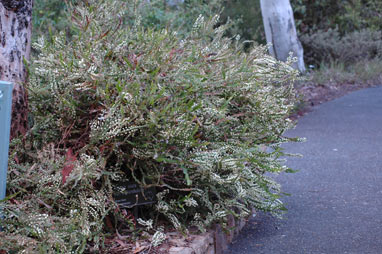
[260,0,305,72]
[0,0,33,139]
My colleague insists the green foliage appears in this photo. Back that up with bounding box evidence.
[291,0,382,34]
[291,0,341,33]
[32,0,223,41]
[32,0,77,40]
[137,0,223,37]
[290,0,382,68]
[1,0,299,252]
[308,57,382,86]
[336,0,382,32]
[300,29,382,66]
[220,0,265,44]
[1,145,110,253]
[33,0,67,31]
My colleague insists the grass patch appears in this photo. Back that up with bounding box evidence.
[311,58,382,85]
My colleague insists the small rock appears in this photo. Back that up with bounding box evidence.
[169,246,195,254]
[168,238,187,247]
[189,235,211,254]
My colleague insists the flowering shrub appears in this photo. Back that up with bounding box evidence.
[0,0,299,252]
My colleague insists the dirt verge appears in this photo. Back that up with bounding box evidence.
[292,75,382,119]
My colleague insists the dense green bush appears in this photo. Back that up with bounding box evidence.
[300,29,382,66]
[33,0,68,32]
[32,0,223,40]
[137,0,222,37]
[291,0,382,34]
[220,0,265,44]
[290,0,382,68]
[0,0,299,252]
[32,0,77,40]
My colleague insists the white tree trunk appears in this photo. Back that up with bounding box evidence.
[0,0,33,139]
[260,0,305,73]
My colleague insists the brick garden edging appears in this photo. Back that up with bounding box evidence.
[158,212,253,254]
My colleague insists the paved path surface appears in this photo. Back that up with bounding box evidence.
[225,87,382,254]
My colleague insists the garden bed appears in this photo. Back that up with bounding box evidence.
[106,211,255,254]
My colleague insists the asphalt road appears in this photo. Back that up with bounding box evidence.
[225,87,382,254]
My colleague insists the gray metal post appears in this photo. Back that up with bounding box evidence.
[0,81,13,206]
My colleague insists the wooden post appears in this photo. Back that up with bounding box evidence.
[0,81,13,212]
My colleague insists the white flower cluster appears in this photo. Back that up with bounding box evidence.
[89,109,140,141]
[167,214,182,230]
[137,218,154,230]
[26,214,49,237]
[192,15,205,34]
[184,197,198,207]
[151,231,166,247]
[156,201,170,213]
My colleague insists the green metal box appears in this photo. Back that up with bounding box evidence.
[0,81,13,203]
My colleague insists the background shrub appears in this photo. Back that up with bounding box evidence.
[137,0,222,36]
[1,0,299,252]
[290,0,382,68]
[32,0,224,40]
[291,0,382,35]
[32,0,79,40]
[300,28,382,66]
[220,0,265,44]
